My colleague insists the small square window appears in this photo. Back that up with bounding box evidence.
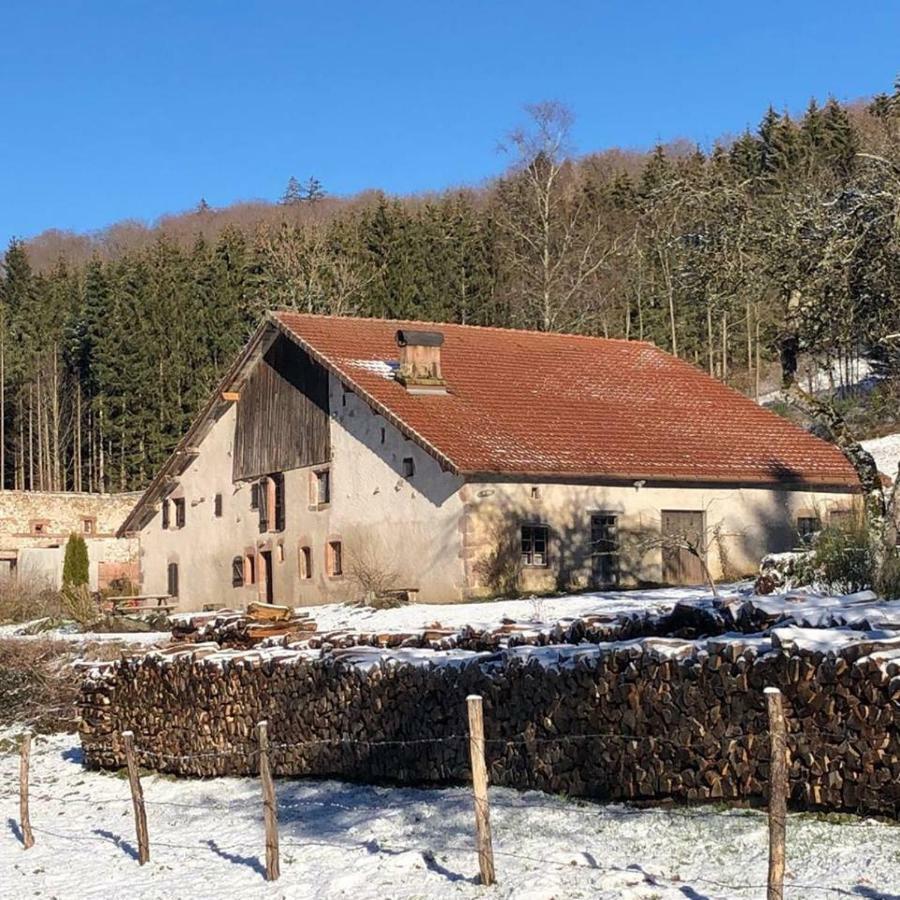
[530,486,540,500]
[299,546,312,579]
[402,457,415,479]
[521,525,549,567]
[173,498,186,529]
[327,540,343,577]
[312,469,331,507]
[797,516,819,544]
[231,556,244,587]
[82,517,95,535]
[31,520,48,536]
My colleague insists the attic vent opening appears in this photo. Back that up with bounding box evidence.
[395,329,447,395]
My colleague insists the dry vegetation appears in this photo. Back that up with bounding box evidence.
[0,638,124,736]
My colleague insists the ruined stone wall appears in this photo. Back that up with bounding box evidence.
[0,490,141,539]
[78,634,900,818]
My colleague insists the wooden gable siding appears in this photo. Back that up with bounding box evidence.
[232,335,330,481]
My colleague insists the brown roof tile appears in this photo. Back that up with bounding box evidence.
[273,312,859,488]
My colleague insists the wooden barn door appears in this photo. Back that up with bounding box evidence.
[660,510,705,585]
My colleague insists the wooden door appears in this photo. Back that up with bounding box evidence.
[660,510,705,585]
[260,550,274,603]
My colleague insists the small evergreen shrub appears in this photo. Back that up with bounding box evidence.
[62,532,90,588]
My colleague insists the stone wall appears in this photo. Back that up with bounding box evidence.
[78,629,900,818]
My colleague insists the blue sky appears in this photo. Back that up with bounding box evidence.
[1,1,898,246]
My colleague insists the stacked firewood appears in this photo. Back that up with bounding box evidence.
[171,602,316,649]
[77,625,900,818]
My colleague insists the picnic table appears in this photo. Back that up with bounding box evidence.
[108,594,176,616]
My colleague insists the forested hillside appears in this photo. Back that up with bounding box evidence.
[5,84,900,494]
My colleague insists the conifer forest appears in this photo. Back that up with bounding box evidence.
[5,84,900,493]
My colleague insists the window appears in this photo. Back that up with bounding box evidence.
[312,469,330,507]
[250,482,260,510]
[277,542,285,563]
[173,498,186,529]
[327,540,343,577]
[214,493,223,518]
[31,520,49,536]
[402,457,415,478]
[271,473,285,531]
[797,516,820,544]
[591,514,619,586]
[521,525,549,567]
[244,553,257,585]
[530,486,540,500]
[257,477,269,532]
[167,562,179,598]
[380,427,386,444]
[82,517,96,535]
[231,556,244,587]
[161,499,170,529]
[299,546,312,579]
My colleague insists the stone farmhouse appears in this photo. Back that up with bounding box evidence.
[0,490,140,590]
[119,312,860,611]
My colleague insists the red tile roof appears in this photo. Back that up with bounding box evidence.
[272,312,859,488]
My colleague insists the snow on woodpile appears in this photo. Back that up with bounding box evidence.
[79,597,900,817]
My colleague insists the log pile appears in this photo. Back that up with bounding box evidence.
[78,625,900,818]
[171,602,316,649]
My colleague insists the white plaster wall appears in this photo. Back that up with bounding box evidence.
[138,376,467,610]
[461,480,858,594]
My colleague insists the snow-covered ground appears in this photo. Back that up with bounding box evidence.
[301,586,712,634]
[2,733,898,900]
[0,619,170,644]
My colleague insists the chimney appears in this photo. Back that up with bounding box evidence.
[395,329,446,394]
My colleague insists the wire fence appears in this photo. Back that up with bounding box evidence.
[6,692,898,898]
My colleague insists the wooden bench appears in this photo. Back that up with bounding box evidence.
[109,594,176,616]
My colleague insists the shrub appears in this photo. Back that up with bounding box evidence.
[60,583,100,626]
[0,575,64,624]
[797,515,875,594]
[62,532,90,587]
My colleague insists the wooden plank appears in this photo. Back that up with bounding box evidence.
[123,731,150,865]
[256,722,280,881]
[247,601,293,622]
[222,391,240,402]
[19,730,34,849]
[466,695,495,885]
[766,687,787,900]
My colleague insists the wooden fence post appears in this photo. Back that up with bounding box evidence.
[19,730,34,849]
[256,721,280,881]
[466,694,495,886]
[122,731,150,864]
[765,687,787,900]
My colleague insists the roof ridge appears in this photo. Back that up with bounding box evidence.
[270,309,654,347]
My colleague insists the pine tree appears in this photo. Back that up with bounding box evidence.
[301,177,326,203]
[62,532,89,587]
[280,176,302,205]
[820,98,858,177]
